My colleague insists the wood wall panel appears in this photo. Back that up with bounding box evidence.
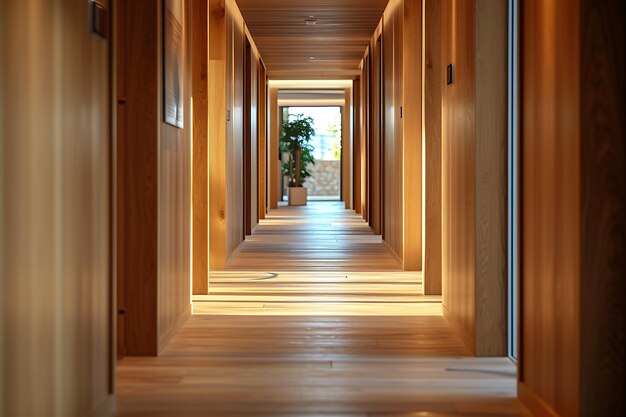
[157,0,192,350]
[474,0,508,359]
[353,79,362,213]
[441,0,507,356]
[579,0,626,414]
[342,88,353,209]
[520,1,626,416]
[360,0,422,269]
[208,0,227,270]
[268,87,280,209]
[0,0,113,414]
[441,0,477,352]
[382,0,402,256]
[118,0,192,355]
[209,0,264,267]
[402,0,423,271]
[192,0,209,294]
[119,0,160,355]
[520,0,581,413]
[258,63,267,220]
[369,24,383,235]
[423,0,442,294]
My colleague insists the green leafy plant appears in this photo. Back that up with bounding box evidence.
[280,114,316,187]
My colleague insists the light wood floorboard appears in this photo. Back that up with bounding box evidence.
[116,202,529,416]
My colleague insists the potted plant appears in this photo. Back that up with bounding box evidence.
[280,115,316,206]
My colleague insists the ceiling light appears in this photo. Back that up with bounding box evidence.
[305,19,317,25]
[309,56,315,60]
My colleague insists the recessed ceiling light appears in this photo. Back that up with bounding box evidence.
[305,19,317,25]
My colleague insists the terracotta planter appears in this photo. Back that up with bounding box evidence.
[288,187,307,206]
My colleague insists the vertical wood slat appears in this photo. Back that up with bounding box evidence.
[423,0,442,294]
[353,78,362,214]
[441,0,507,356]
[192,0,209,294]
[403,0,423,271]
[342,88,353,209]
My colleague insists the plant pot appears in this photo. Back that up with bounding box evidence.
[288,187,308,206]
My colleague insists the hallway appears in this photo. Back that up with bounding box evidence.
[2,0,624,416]
[116,205,527,416]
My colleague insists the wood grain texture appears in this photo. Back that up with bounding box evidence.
[441,0,507,356]
[227,202,404,272]
[268,87,280,209]
[369,24,383,236]
[342,88,353,209]
[520,1,626,416]
[403,0,423,271]
[579,1,626,415]
[0,0,113,414]
[117,0,192,354]
[423,0,443,295]
[258,63,267,220]
[158,0,193,352]
[117,312,530,416]
[353,78,362,214]
[235,0,389,80]
[120,0,160,355]
[382,0,403,261]
[208,0,228,269]
[520,1,581,415]
[474,0,508,357]
[192,0,209,295]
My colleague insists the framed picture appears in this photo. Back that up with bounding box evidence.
[163,0,184,128]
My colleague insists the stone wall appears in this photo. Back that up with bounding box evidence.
[304,160,341,197]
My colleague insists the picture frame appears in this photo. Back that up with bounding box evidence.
[163,0,184,128]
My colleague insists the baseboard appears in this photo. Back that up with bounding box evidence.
[158,304,192,353]
[92,394,116,417]
[518,381,561,417]
[442,305,476,355]
[381,239,404,268]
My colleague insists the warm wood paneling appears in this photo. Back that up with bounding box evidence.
[118,0,192,355]
[359,0,422,269]
[209,0,264,267]
[208,0,227,270]
[119,0,160,356]
[353,79,362,214]
[474,0,508,360]
[0,0,113,414]
[158,0,192,351]
[268,87,280,209]
[423,0,442,294]
[236,0,390,80]
[382,0,403,258]
[579,0,626,414]
[441,0,507,356]
[403,0,423,271]
[258,63,267,220]
[192,0,209,295]
[520,1,626,416]
[369,24,383,236]
[342,88,353,209]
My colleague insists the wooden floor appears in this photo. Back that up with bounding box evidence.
[116,203,530,417]
[227,202,404,271]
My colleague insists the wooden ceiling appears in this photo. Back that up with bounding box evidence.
[236,0,389,80]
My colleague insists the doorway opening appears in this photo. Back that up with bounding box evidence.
[280,106,343,202]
